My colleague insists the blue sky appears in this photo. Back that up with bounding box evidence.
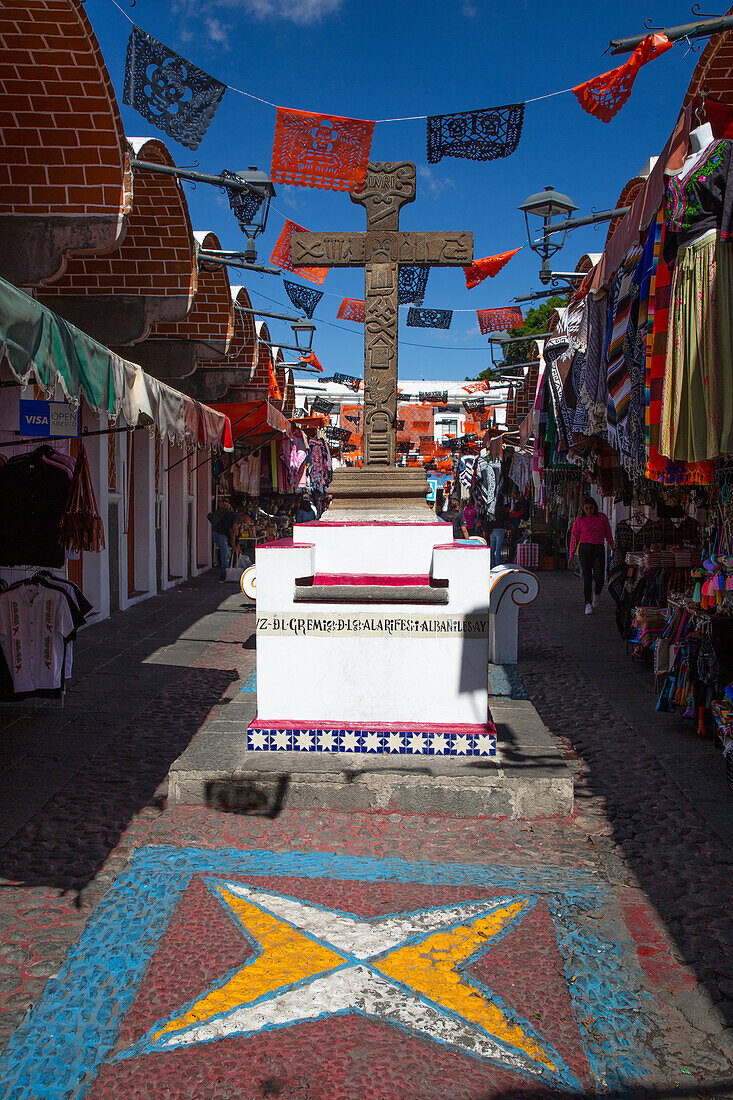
[87,0,703,381]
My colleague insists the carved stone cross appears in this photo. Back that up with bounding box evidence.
[290,162,473,467]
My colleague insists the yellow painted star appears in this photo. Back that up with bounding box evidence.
[122,882,577,1089]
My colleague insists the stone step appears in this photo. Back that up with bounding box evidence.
[168,696,573,819]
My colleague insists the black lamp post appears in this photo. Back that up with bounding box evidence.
[291,319,316,354]
[518,186,577,285]
[227,166,276,264]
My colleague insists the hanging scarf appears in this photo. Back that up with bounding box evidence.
[645,212,714,485]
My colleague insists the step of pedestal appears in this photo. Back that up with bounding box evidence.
[168,697,573,819]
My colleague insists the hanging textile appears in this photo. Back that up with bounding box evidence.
[406,308,452,329]
[661,139,733,463]
[0,446,73,568]
[605,245,644,449]
[270,220,329,284]
[298,351,324,372]
[337,298,365,322]
[333,372,362,392]
[268,357,282,402]
[645,212,715,484]
[60,444,105,554]
[398,266,430,305]
[573,34,673,124]
[571,293,609,441]
[476,307,523,335]
[464,249,521,289]
[271,108,374,191]
[220,169,264,231]
[283,280,323,319]
[123,26,226,151]
[311,397,334,414]
[427,103,525,163]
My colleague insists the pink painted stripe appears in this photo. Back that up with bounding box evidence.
[295,521,447,527]
[258,538,314,550]
[249,717,497,735]
[312,573,432,587]
[433,542,488,550]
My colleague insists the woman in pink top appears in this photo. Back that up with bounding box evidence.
[569,497,614,615]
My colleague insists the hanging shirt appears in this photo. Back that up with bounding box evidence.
[664,138,733,259]
[0,445,72,567]
[0,585,74,696]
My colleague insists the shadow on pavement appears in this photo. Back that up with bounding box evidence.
[518,571,733,1037]
[0,576,245,892]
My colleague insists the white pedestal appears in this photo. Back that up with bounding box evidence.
[249,520,496,756]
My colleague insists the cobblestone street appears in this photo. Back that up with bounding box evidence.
[0,572,732,1098]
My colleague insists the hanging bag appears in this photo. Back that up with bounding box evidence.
[60,443,105,553]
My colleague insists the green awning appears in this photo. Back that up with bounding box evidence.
[0,275,115,414]
[0,276,232,451]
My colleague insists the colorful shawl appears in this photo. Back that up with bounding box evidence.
[645,211,715,484]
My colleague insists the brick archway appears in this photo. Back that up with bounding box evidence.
[0,0,131,285]
[39,138,198,345]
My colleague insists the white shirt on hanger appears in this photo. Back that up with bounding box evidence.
[0,585,74,694]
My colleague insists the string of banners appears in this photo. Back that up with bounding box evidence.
[334,300,525,333]
[122,22,676,162]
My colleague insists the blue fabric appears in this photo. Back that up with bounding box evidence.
[489,525,505,568]
[212,531,230,578]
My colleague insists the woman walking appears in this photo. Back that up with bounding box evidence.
[569,497,614,615]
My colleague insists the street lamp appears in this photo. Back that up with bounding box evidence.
[222,166,276,264]
[518,186,577,285]
[291,319,316,354]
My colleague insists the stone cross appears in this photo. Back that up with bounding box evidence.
[290,162,473,466]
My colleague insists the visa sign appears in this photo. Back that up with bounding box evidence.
[19,399,79,438]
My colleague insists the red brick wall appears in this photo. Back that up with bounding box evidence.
[252,321,272,388]
[684,9,733,104]
[0,0,130,218]
[152,232,233,350]
[217,285,257,381]
[41,139,197,300]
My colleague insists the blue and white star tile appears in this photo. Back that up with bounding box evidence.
[384,731,408,754]
[316,729,339,752]
[361,730,385,753]
[247,727,269,751]
[294,728,315,751]
[430,732,451,756]
[406,731,429,754]
[270,728,291,751]
[338,729,363,753]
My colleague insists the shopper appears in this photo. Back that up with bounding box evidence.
[569,497,614,615]
[442,497,468,540]
[487,497,510,568]
[463,495,478,536]
[296,494,318,523]
[207,502,239,581]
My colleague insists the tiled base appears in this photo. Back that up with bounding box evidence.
[246,718,497,756]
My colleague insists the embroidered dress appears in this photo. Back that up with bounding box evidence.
[661,139,733,462]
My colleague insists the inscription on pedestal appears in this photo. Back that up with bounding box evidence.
[256,613,489,638]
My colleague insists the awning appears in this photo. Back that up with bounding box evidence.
[209,399,292,448]
[0,276,233,451]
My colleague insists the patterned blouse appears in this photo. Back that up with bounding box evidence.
[664,138,733,259]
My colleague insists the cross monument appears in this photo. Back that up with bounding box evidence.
[291,162,473,472]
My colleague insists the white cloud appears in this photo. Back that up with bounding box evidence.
[462,0,477,15]
[205,16,230,43]
[216,0,346,24]
[280,185,302,211]
[417,165,456,199]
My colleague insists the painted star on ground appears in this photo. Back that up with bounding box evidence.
[120,882,579,1090]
